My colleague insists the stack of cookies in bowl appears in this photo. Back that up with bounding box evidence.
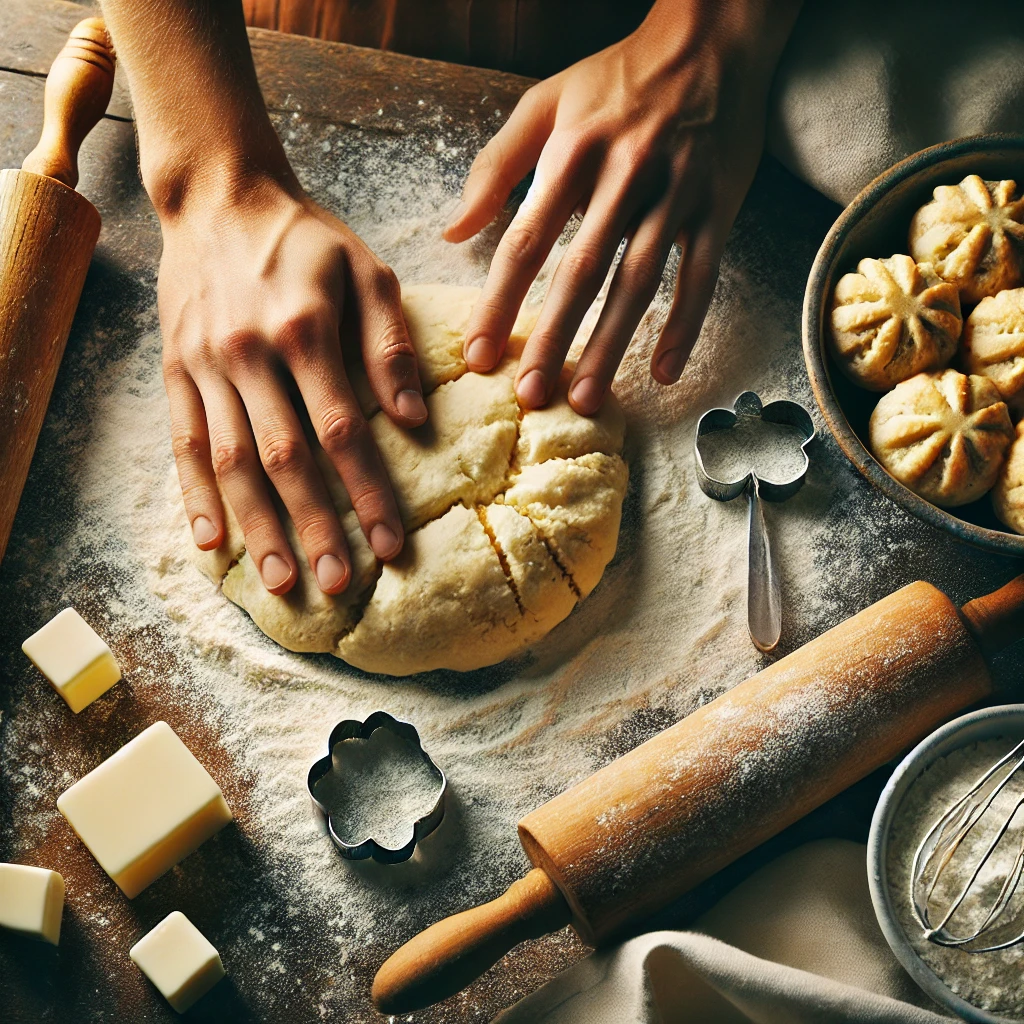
[829,175,1024,531]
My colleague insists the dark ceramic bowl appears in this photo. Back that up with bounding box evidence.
[802,133,1024,557]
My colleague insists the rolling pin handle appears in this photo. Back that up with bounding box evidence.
[21,18,116,189]
[960,574,1024,659]
[371,867,570,1014]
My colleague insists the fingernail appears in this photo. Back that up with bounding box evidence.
[370,523,401,560]
[445,200,467,230]
[466,337,494,370]
[316,553,349,593]
[516,369,547,408]
[192,515,218,547]
[656,348,686,383]
[396,389,428,422]
[261,553,292,590]
[570,377,604,415]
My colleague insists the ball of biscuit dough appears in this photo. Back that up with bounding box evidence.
[829,254,961,391]
[909,175,1024,303]
[869,369,1013,507]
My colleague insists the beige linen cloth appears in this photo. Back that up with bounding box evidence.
[501,4,1024,1021]
[766,0,1024,205]
[497,840,951,1023]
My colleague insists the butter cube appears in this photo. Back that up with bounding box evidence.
[22,607,121,713]
[57,721,232,898]
[0,864,64,944]
[130,911,225,1013]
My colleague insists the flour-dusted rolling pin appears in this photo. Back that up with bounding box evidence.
[0,18,115,564]
[373,574,1024,1012]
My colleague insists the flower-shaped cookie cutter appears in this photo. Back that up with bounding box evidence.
[694,391,815,653]
[307,711,447,864]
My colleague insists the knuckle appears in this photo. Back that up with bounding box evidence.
[619,249,665,294]
[502,222,543,267]
[218,328,262,369]
[211,440,251,478]
[260,432,305,476]
[319,410,366,452]
[171,431,207,462]
[375,324,416,368]
[561,244,606,288]
[272,310,325,360]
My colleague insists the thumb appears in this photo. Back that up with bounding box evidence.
[444,82,556,244]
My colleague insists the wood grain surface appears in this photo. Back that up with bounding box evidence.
[2,3,1023,1023]
[0,170,99,564]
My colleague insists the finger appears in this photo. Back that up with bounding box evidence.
[232,361,353,596]
[347,259,427,427]
[514,170,644,410]
[444,82,556,244]
[568,207,677,414]
[197,374,299,595]
[464,145,589,377]
[164,356,223,550]
[651,221,725,385]
[291,346,405,563]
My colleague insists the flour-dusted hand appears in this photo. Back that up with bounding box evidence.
[101,0,426,597]
[445,0,803,415]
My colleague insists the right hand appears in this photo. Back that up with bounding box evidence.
[160,172,426,597]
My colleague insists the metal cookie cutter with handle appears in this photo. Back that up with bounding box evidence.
[307,711,447,864]
[695,391,815,653]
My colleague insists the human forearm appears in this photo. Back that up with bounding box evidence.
[99,0,291,216]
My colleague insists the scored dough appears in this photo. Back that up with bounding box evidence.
[177,283,628,676]
[993,422,1024,535]
[869,369,1013,507]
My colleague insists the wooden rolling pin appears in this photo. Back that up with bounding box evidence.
[0,18,115,564]
[373,574,1024,1012]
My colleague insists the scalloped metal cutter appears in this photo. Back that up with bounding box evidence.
[694,391,815,653]
[307,711,447,864]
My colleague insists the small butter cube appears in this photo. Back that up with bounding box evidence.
[0,864,64,944]
[57,722,232,898]
[130,911,225,1013]
[22,607,121,713]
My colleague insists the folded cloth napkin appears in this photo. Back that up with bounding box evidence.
[766,0,1024,205]
[496,839,953,1023]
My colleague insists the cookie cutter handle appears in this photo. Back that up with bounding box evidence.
[747,478,781,653]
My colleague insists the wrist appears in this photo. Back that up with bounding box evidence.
[143,134,298,224]
[637,0,802,80]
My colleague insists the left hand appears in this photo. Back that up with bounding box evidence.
[444,0,802,414]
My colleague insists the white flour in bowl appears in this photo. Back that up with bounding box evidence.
[888,738,1024,1019]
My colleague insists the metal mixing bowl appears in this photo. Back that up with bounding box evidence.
[801,133,1024,556]
[868,704,1024,1023]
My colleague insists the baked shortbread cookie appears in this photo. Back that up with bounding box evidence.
[869,369,1013,507]
[993,421,1024,534]
[829,254,961,390]
[177,284,628,675]
[961,287,1024,413]
[909,176,1024,303]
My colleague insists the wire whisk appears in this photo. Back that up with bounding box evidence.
[912,736,1024,953]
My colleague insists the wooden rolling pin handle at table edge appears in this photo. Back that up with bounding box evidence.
[0,18,114,565]
[372,573,1024,1015]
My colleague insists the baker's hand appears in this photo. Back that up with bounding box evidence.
[160,173,426,596]
[445,0,801,414]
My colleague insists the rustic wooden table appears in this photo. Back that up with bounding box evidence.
[2,3,1022,1022]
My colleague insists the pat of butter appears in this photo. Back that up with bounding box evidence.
[0,863,64,944]
[22,607,122,713]
[57,721,232,898]
[130,911,225,1013]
